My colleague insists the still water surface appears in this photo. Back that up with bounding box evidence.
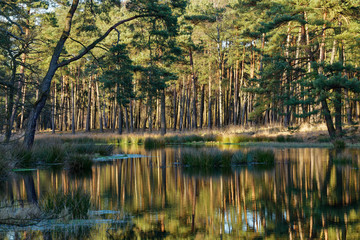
[1,146,360,239]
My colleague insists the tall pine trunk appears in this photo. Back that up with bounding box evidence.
[160,89,166,135]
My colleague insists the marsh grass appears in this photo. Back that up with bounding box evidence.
[332,139,346,150]
[41,188,91,219]
[0,137,115,176]
[66,154,93,173]
[332,154,353,165]
[181,148,233,168]
[181,148,275,168]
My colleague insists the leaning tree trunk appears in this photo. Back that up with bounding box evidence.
[318,11,336,139]
[22,0,151,148]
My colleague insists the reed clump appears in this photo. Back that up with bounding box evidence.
[181,148,232,168]
[40,188,91,219]
[332,154,353,165]
[231,149,275,165]
[66,154,93,172]
[332,139,346,150]
[144,137,165,149]
[0,137,115,176]
[181,148,275,168]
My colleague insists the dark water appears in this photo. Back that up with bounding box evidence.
[1,146,360,239]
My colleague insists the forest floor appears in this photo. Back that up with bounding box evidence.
[3,122,360,145]
[25,122,359,144]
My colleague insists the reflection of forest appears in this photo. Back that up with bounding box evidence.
[1,147,360,239]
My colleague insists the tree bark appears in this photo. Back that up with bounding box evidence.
[173,87,177,131]
[95,80,103,132]
[199,84,204,128]
[71,81,75,134]
[190,48,197,129]
[160,89,166,135]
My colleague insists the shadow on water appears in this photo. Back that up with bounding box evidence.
[0,146,360,239]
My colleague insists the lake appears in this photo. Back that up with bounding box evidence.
[0,146,359,239]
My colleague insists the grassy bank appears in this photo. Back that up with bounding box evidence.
[0,138,114,180]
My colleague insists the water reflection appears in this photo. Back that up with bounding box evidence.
[0,147,360,239]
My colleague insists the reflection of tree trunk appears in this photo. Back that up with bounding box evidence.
[42,231,53,240]
[191,178,197,233]
[24,175,38,205]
